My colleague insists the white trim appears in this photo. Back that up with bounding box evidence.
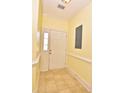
[32,53,41,65]
[68,53,92,63]
[41,28,67,72]
[66,66,92,92]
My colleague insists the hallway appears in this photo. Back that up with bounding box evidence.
[39,68,89,93]
[32,0,92,93]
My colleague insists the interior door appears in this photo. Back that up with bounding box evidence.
[49,31,67,70]
[41,29,67,71]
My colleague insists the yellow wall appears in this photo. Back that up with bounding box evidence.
[42,15,68,32]
[67,2,92,84]
[38,0,91,87]
[32,63,40,91]
[32,0,42,92]
[32,0,37,60]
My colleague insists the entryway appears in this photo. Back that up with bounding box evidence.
[38,68,89,93]
[41,28,67,71]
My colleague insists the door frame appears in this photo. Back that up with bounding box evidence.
[40,28,67,71]
[40,28,50,71]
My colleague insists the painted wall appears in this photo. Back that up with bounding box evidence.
[41,1,92,86]
[67,2,92,85]
[32,0,42,92]
[32,0,40,60]
[32,63,40,92]
[42,15,68,32]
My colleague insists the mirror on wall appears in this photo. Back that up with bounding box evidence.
[75,25,83,49]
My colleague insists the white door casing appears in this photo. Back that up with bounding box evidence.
[41,28,67,71]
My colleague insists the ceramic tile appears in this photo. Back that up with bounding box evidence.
[70,87,84,93]
[38,86,46,93]
[38,68,90,93]
[59,89,72,93]
[56,82,68,90]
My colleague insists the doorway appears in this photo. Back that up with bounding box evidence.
[41,28,67,71]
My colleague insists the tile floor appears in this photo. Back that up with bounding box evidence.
[38,68,90,93]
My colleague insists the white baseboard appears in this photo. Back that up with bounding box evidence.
[40,66,66,72]
[66,66,92,92]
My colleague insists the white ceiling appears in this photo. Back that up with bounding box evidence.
[43,0,90,20]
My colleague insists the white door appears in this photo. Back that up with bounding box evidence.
[41,29,66,71]
[49,31,66,70]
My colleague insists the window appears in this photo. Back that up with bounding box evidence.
[75,25,82,49]
[43,32,49,51]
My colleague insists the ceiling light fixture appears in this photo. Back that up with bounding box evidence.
[62,0,71,4]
